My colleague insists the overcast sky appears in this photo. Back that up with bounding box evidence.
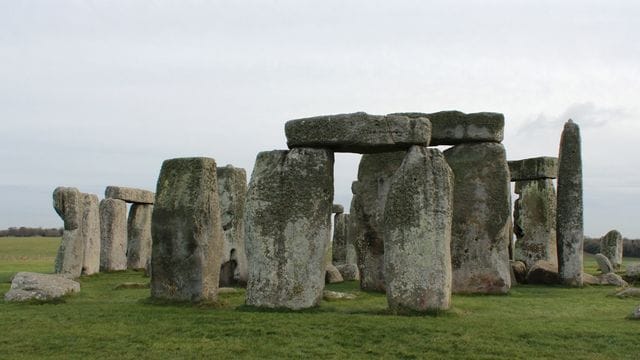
[1,1,639,237]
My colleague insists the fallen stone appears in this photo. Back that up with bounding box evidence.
[598,273,628,287]
[332,204,345,214]
[323,290,357,301]
[245,149,333,309]
[508,157,558,181]
[127,204,153,270]
[393,111,504,145]
[100,198,128,272]
[285,112,431,153]
[595,253,614,274]
[384,146,453,312]
[511,261,527,284]
[615,288,640,298]
[335,263,360,281]
[326,264,344,284]
[105,186,154,204]
[4,272,80,302]
[332,213,349,264]
[583,272,600,285]
[600,230,623,270]
[556,120,584,287]
[80,193,100,276]
[151,157,224,302]
[526,260,559,285]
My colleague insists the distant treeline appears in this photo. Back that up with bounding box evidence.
[0,227,63,237]
[584,237,640,258]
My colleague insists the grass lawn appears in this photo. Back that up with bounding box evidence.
[1,237,639,359]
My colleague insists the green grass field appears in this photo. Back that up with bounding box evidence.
[1,237,639,359]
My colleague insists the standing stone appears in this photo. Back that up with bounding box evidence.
[99,198,128,272]
[127,204,153,270]
[216,165,248,287]
[81,194,100,275]
[513,179,557,269]
[151,157,224,302]
[444,142,512,294]
[245,149,333,309]
[556,120,584,287]
[384,146,453,312]
[352,151,406,292]
[53,187,85,278]
[600,230,623,270]
[332,213,349,265]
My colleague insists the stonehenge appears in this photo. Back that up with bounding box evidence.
[81,194,101,275]
[99,198,128,271]
[126,204,153,270]
[600,230,623,269]
[53,187,85,278]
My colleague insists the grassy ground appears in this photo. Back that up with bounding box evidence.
[1,237,639,359]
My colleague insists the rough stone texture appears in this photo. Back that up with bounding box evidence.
[615,288,640,298]
[245,149,333,309]
[336,264,360,281]
[4,272,80,302]
[511,261,527,284]
[393,111,504,145]
[513,179,557,269]
[444,143,512,294]
[81,193,100,275]
[332,213,349,265]
[352,151,406,292]
[599,273,628,287]
[627,264,640,279]
[526,260,559,285]
[285,112,431,153]
[345,206,358,266]
[600,230,623,270]
[216,165,248,287]
[332,204,345,214]
[127,204,153,270]
[556,120,584,287]
[325,264,344,284]
[100,198,128,272]
[150,157,223,302]
[595,253,614,274]
[52,187,85,278]
[383,146,453,312]
[508,157,558,181]
[105,186,155,204]
[583,272,600,285]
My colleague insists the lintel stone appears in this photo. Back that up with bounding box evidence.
[508,157,558,181]
[105,186,155,204]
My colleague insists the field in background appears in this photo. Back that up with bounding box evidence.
[1,237,639,359]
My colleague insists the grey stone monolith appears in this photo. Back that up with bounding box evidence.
[105,186,155,204]
[332,213,349,265]
[216,165,248,287]
[444,142,512,294]
[513,179,557,269]
[285,112,431,153]
[245,148,334,310]
[556,120,584,287]
[594,253,614,274]
[100,198,127,271]
[151,157,224,302]
[600,230,623,270]
[384,146,453,312]
[352,151,406,292]
[127,204,153,270]
[81,193,100,275]
[53,187,84,278]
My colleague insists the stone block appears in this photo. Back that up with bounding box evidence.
[52,187,84,278]
[81,193,100,275]
[105,186,155,204]
[600,230,623,270]
[393,111,503,145]
[127,204,153,270]
[100,198,128,271]
[508,157,558,181]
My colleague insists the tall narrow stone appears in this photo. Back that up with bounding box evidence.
[556,120,583,287]
[384,146,453,312]
[245,148,333,309]
[444,142,511,294]
[53,187,85,278]
[127,204,153,270]
[216,165,248,287]
[352,151,406,292]
[151,157,223,302]
[81,194,100,275]
[332,213,349,264]
[100,198,127,271]
[600,230,623,270]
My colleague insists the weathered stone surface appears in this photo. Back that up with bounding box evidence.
[4,272,80,302]
[216,165,248,287]
[332,213,349,265]
[323,290,356,301]
[105,186,154,204]
[508,157,558,181]
[511,261,527,284]
[556,120,584,287]
[615,288,640,298]
[127,204,153,270]
[595,253,614,274]
[332,204,345,214]
[352,151,406,292]
[151,157,224,302]
[627,264,640,279]
[52,187,84,278]
[526,260,559,285]
[245,149,333,309]
[100,198,128,272]
[384,146,453,311]
[600,230,623,270]
[582,272,600,285]
[81,193,100,275]
[599,273,628,287]
[393,111,504,145]
[336,264,360,281]
[513,179,557,269]
[325,264,344,284]
[444,143,512,294]
[285,112,431,153]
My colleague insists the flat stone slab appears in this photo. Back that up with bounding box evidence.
[508,157,558,181]
[105,186,155,204]
[4,272,80,302]
[392,111,504,145]
[285,112,431,153]
[332,204,345,214]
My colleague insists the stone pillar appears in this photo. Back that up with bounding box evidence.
[556,120,583,287]
[384,146,453,312]
[81,193,100,275]
[245,148,333,310]
[332,213,349,264]
[127,204,153,270]
[600,230,623,270]
[151,157,224,302]
[444,142,512,294]
[99,198,128,272]
[53,187,85,278]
